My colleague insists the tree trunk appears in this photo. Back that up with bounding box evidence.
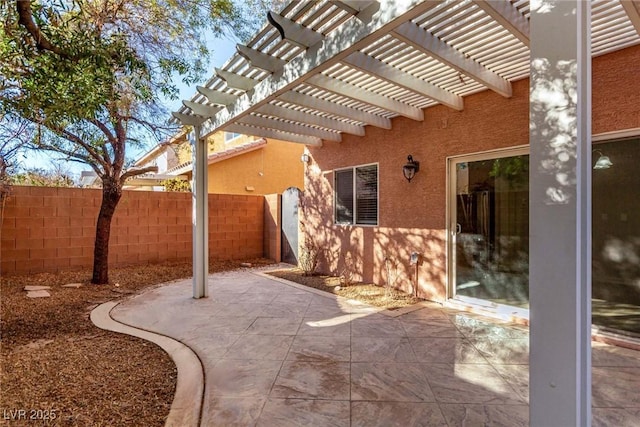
[91,177,122,284]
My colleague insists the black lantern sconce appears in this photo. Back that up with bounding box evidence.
[403,155,420,182]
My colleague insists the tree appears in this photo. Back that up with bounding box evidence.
[0,112,34,211]
[0,0,254,284]
[10,167,76,187]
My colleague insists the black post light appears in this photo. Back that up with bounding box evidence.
[403,155,420,182]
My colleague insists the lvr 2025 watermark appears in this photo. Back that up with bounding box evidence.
[2,408,58,422]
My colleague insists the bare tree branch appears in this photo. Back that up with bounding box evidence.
[42,123,109,170]
[122,115,176,131]
[88,118,117,144]
[30,142,93,166]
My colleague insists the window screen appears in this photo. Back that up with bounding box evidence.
[334,164,378,225]
[335,169,354,224]
[355,165,378,225]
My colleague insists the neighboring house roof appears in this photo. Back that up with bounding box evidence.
[134,144,169,167]
[166,138,267,176]
[133,131,186,167]
[83,138,266,189]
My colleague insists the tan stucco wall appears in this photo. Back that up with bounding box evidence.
[303,45,640,302]
[205,139,304,195]
[175,132,256,165]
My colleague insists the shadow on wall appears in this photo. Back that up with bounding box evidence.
[300,158,447,302]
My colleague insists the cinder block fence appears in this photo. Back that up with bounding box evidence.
[1,186,278,276]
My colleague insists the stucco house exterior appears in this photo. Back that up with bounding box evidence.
[303,45,640,319]
[131,131,304,194]
[171,1,640,424]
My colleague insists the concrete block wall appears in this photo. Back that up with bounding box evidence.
[1,186,265,276]
[110,189,193,268]
[208,194,264,260]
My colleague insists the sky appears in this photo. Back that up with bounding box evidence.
[163,36,238,113]
[20,34,239,177]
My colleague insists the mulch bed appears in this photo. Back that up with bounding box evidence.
[1,259,272,426]
[267,268,423,310]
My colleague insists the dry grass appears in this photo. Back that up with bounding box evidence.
[268,268,423,310]
[1,258,272,426]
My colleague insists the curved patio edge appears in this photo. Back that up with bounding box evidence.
[90,301,203,427]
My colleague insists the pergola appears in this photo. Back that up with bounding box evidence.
[172,1,640,425]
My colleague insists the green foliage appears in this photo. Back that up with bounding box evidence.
[161,177,191,192]
[0,0,265,283]
[0,0,251,171]
[489,156,529,188]
[2,3,137,125]
[10,168,76,187]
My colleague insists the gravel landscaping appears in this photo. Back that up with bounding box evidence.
[1,259,272,426]
[267,268,423,310]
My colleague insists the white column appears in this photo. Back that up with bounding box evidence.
[191,124,208,299]
[529,1,591,426]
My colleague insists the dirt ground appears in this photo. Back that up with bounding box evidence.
[1,259,272,426]
[267,268,423,310]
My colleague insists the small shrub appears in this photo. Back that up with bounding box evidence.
[299,237,319,276]
[383,257,399,299]
[162,177,191,192]
[339,251,356,286]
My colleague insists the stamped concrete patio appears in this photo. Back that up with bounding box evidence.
[110,268,640,426]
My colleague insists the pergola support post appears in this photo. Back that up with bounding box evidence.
[529,1,592,426]
[191,124,208,299]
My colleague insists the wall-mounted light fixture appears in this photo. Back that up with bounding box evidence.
[403,155,420,182]
[300,153,311,163]
[593,149,613,170]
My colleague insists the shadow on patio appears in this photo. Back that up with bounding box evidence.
[110,268,640,426]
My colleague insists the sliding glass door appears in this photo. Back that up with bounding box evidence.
[592,137,640,336]
[448,140,640,337]
[449,149,530,309]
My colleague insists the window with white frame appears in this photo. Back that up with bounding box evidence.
[334,164,378,225]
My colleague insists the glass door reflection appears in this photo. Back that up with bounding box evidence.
[452,154,530,308]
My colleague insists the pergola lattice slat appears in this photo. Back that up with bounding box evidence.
[306,73,425,121]
[278,91,392,129]
[343,50,463,110]
[224,122,323,146]
[238,113,343,141]
[472,0,530,46]
[201,0,445,137]
[392,21,513,98]
[258,102,366,135]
